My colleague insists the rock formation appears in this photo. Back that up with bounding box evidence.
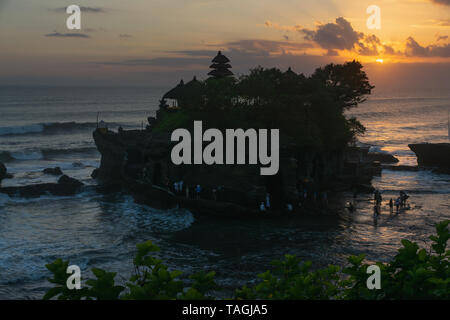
[92,128,379,215]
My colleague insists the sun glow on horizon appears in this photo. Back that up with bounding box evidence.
[376,59,384,64]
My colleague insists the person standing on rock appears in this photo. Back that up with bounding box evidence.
[323,192,328,206]
[395,197,401,213]
[260,202,266,212]
[265,193,271,209]
[196,185,201,199]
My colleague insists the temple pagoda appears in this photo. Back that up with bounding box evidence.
[208,51,233,78]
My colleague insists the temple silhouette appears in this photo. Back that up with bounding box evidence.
[160,51,233,109]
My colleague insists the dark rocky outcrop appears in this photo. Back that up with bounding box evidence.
[381,165,419,172]
[58,175,84,190]
[409,143,450,169]
[0,175,84,198]
[0,162,7,181]
[366,152,399,164]
[43,167,63,176]
[0,162,13,183]
[92,128,380,216]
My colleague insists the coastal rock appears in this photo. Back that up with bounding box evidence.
[366,152,399,164]
[0,162,13,183]
[381,165,419,172]
[58,175,84,190]
[0,162,7,180]
[91,168,100,179]
[409,143,450,169]
[92,128,379,215]
[0,175,84,198]
[43,167,63,176]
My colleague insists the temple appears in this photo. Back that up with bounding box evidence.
[208,51,233,78]
[160,51,234,109]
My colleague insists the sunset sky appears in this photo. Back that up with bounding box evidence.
[0,0,449,90]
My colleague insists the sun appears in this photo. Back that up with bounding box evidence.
[376,58,384,64]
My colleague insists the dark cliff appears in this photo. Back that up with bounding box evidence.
[92,128,378,215]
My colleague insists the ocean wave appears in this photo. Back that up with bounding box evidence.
[0,122,122,137]
[0,147,99,162]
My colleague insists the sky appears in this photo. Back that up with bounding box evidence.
[0,0,449,90]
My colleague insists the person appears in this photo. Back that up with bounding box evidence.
[374,204,379,216]
[265,193,271,209]
[402,191,409,207]
[185,185,190,199]
[179,180,184,193]
[212,188,217,201]
[195,185,201,199]
[374,190,382,206]
[217,185,223,201]
[165,177,170,190]
[174,182,179,193]
[395,197,400,213]
[347,202,355,212]
[389,198,393,212]
[259,202,266,212]
[287,203,293,212]
[323,192,328,206]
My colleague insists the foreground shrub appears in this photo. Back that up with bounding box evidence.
[43,220,449,300]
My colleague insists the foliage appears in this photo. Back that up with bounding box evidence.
[151,109,191,133]
[155,61,373,150]
[44,240,217,300]
[44,220,449,300]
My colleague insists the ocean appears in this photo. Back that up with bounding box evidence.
[0,86,449,299]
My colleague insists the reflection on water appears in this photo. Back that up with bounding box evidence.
[1,167,449,299]
[0,88,449,299]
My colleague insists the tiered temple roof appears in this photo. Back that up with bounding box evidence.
[208,51,233,78]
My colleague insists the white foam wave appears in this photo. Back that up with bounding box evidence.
[10,151,44,161]
[0,124,44,136]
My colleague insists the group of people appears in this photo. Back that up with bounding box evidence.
[300,189,328,206]
[170,180,199,199]
[170,179,228,202]
[258,188,328,214]
[389,191,410,213]
[259,193,271,212]
[346,189,411,216]
[373,189,410,215]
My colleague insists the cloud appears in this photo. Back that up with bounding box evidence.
[301,17,363,51]
[119,34,133,39]
[95,57,205,67]
[45,32,90,38]
[299,17,391,56]
[93,48,337,79]
[405,37,450,57]
[436,34,449,41]
[224,39,313,55]
[50,7,106,13]
[167,50,220,57]
[430,0,450,6]
[264,21,302,32]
